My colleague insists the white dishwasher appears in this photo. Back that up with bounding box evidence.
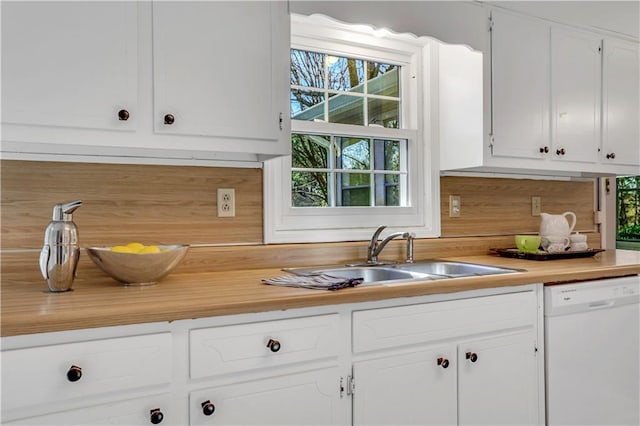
[545,275,640,426]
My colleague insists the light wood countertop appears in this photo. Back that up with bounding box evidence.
[2,250,639,337]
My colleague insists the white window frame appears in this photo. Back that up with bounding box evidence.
[264,14,441,243]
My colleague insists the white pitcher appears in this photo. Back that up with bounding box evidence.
[539,211,576,240]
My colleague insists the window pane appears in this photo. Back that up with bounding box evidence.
[329,94,364,125]
[338,137,370,170]
[373,139,400,171]
[290,49,324,89]
[338,173,370,206]
[291,89,325,120]
[292,134,330,169]
[375,174,400,206]
[368,98,400,128]
[292,171,329,207]
[328,56,364,92]
[367,62,399,97]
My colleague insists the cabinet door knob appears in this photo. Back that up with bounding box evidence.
[150,408,164,424]
[539,146,549,153]
[201,400,216,416]
[556,148,566,156]
[466,352,478,363]
[118,109,130,121]
[606,152,616,159]
[266,338,281,352]
[164,114,175,125]
[437,357,449,368]
[66,365,82,382]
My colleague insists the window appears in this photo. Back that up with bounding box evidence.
[263,14,440,243]
[616,176,640,250]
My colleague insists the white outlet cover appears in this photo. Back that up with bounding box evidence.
[217,188,235,217]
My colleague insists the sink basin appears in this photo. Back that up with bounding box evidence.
[283,260,522,286]
[283,266,442,285]
[393,260,522,277]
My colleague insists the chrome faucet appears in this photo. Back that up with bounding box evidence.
[367,225,415,264]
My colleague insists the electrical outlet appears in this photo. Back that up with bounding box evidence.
[217,188,235,217]
[531,196,541,216]
[449,195,461,218]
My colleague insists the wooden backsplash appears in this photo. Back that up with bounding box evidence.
[1,160,596,250]
[1,160,263,249]
[440,176,595,236]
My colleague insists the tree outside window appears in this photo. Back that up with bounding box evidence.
[617,175,640,250]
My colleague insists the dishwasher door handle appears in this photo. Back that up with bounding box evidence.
[588,300,615,309]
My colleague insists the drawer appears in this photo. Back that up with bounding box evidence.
[1,333,172,412]
[4,393,173,425]
[353,291,536,353]
[190,314,340,379]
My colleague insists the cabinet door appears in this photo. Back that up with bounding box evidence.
[152,1,289,145]
[602,38,640,167]
[1,2,137,131]
[490,11,550,160]
[551,28,601,164]
[457,331,538,426]
[353,346,457,426]
[189,368,345,426]
[4,394,173,426]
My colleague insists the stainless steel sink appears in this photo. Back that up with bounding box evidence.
[392,260,522,277]
[283,266,443,285]
[283,260,522,286]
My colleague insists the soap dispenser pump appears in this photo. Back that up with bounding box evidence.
[39,200,83,292]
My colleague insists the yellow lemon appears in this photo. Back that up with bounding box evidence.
[126,242,145,252]
[111,245,136,253]
[138,245,161,254]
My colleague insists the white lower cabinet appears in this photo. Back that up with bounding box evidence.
[189,368,343,426]
[5,394,173,426]
[1,286,543,426]
[352,290,541,426]
[353,345,457,425]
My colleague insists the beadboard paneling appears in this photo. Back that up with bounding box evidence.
[1,160,263,249]
[440,176,596,237]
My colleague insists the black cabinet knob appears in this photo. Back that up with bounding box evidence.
[201,400,215,416]
[556,148,566,156]
[150,408,164,424]
[466,352,478,363]
[606,152,616,159]
[118,109,130,121]
[66,365,82,382]
[539,146,549,153]
[437,357,449,369]
[164,114,175,125]
[266,338,281,353]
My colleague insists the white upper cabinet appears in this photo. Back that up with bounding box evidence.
[490,10,550,160]
[1,2,138,132]
[1,2,290,164]
[602,38,640,168]
[550,27,601,164]
[152,1,289,148]
[440,7,639,176]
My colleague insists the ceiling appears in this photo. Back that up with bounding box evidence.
[484,1,640,39]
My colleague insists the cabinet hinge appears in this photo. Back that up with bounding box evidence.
[489,134,495,155]
[278,112,283,131]
[340,375,355,397]
[488,16,494,32]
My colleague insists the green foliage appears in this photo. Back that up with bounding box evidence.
[617,176,640,242]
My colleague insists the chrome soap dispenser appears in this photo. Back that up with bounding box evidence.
[39,200,83,292]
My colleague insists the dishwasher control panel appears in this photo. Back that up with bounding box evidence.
[545,275,640,312]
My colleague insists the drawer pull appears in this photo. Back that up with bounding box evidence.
[556,148,566,156]
[150,408,164,424]
[436,357,449,369]
[201,400,216,416]
[164,114,175,125]
[466,352,478,363]
[539,146,549,153]
[606,152,616,159]
[266,338,281,353]
[66,365,82,382]
[118,109,130,121]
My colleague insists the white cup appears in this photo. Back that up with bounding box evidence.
[542,235,570,253]
[569,233,588,252]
